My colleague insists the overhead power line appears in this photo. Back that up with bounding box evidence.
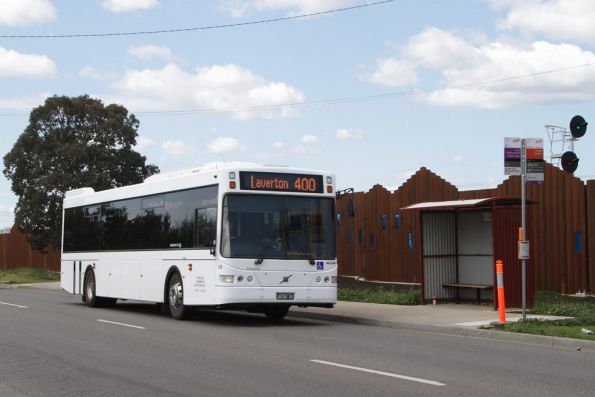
[0,0,396,39]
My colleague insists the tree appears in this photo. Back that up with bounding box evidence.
[3,95,159,251]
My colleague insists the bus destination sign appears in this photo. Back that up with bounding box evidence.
[239,171,324,193]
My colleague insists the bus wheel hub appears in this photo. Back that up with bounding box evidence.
[169,283,183,307]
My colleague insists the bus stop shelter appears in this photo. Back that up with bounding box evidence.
[402,198,534,309]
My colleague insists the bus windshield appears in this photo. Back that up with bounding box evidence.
[221,194,335,260]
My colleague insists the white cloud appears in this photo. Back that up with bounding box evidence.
[403,28,485,70]
[162,139,191,155]
[207,137,245,153]
[129,45,172,61]
[135,136,157,151]
[0,205,14,230]
[220,0,356,17]
[364,28,595,108]
[258,139,320,159]
[101,0,158,13]
[291,145,319,155]
[110,63,304,120]
[336,128,364,140]
[0,47,57,78]
[496,0,595,43]
[0,0,55,26]
[300,134,319,143]
[79,66,103,80]
[424,40,595,108]
[0,205,14,214]
[0,92,50,111]
[359,58,418,87]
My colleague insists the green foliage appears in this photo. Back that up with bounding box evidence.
[3,95,159,251]
[338,288,421,305]
[0,268,60,284]
[503,291,595,341]
[530,291,595,325]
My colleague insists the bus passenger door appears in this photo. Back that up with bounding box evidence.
[195,207,217,251]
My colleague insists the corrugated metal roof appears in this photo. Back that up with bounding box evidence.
[401,197,526,211]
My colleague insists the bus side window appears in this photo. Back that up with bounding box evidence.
[195,207,216,248]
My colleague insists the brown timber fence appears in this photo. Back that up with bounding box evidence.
[0,226,60,271]
[337,164,594,294]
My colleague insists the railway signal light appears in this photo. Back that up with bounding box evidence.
[569,115,588,138]
[561,151,579,174]
[559,115,587,174]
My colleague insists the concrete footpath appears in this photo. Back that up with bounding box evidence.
[8,281,595,352]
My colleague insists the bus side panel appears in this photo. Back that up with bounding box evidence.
[60,260,74,293]
[60,259,85,295]
[95,257,140,300]
[181,258,217,305]
[140,260,170,303]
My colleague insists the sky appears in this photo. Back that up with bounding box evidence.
[0,0,594,229]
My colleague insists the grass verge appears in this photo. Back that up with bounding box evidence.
[338,288,421,305]
[0,268,60,284]
[503,291,595,341]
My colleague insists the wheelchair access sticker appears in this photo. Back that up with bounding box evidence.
[316,261,324,270]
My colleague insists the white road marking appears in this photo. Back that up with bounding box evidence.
[97,319,146,330]
[310,359,446,387]
[0,301,28,309]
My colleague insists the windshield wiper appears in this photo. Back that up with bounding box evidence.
[254,228,281,265]
[286,251,316,265]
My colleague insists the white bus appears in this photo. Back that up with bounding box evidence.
[60,163,337,320]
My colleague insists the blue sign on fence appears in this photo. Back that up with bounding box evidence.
[408,232,413,249]
[575,232,582,253]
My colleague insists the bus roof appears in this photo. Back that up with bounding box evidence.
[63,162,334,208]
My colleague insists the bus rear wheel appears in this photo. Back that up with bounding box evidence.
[168,272,187,320]
[83,269,116,308]
[83,269,98,307]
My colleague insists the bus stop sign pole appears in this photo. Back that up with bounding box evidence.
[521,139,527,320]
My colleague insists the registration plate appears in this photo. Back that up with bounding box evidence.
[276,292,295,301]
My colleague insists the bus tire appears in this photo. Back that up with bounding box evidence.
[83,268,117,308]
[264,305,289,321]
[168,272,187,320]
[83,268,99,307]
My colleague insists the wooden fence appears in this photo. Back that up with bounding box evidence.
[0,227,60,271]
[337,164,594,294]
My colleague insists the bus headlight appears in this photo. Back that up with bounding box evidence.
[331,276,337,284]
[324,277,330,283]
[315,276,321,283]
[219,275,235,283]
[236,276,244,283]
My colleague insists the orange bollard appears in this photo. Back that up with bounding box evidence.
[496,260,506,324]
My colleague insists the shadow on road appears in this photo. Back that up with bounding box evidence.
[68,300,329,328]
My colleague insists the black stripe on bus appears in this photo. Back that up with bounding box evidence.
[78,261,82,295]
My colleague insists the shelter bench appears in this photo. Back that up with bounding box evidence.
[442,283,493,304]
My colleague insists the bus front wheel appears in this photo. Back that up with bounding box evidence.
[168,272,187,320]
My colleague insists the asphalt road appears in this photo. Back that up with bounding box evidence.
[1,287,594,397]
